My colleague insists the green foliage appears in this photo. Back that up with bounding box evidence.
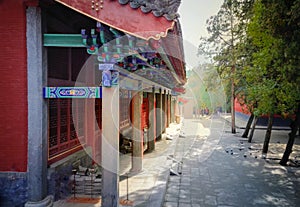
[198,0,300,163]
[198,0,255,118]
[187,64,226,113]
[199,0,300,119]
[245,0,300,116]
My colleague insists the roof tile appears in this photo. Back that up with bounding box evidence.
[117,0,181,21]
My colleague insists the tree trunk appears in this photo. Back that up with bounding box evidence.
[231,66,236,134]
[242,113,254,138]
[280,103,300,166]
[262,114,274,154]
[248,116,258,143]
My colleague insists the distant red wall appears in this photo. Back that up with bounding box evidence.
[0,0,28,172]
[235,98,251,115]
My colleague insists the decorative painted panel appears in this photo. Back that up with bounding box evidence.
[43,87,101,98]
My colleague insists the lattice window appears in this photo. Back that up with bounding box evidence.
[48,99,83,159]
[47,47,89,162]
[60,99,68,144]
[49,99,58,149]
[120,89,131,130]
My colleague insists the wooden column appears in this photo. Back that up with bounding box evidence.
[171,98,175,123]
[86,65,96,161]
[175,99,180,117]
[179,101,183,117]
[165,91,168,129]
[131,82,143,172]
[156,89,162,140]
[101,85,119,207]
[164,91,168,130]
[162,90,166,133]
[147,87,155,152]
[167,93,171,127]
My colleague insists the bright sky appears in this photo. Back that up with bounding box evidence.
[178,0,223,68]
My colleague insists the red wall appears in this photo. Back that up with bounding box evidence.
[0,0,28,172]
[235,98,251,115]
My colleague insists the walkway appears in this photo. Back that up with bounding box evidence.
[164,115,300,207]
[53,115,299,207]
[53,122,183,207]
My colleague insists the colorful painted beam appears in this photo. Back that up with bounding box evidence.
[43,87,102,98]
[43,34,85,47]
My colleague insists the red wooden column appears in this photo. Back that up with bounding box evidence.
[131,82,143,172]
[164,90,168,130]
[174,97,181,121]
[147,87,156,152]
[86,67,96,162]
[167,92,171,128]
[171,97,175,123]
[162,90,166,133]
[156,89,163,140]
[86,102,96,160]
[165,91,169,129]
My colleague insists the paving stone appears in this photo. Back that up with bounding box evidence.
[167,187,179,195]
[164,201,178,207]
[165,194,179,203]
[179,193,189,200]
[204,195,217,206]
[191,197,203,203]
[163,117,300,207]
[217,206,235,207]
[178,202,192,207]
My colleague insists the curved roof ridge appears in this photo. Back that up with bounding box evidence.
[118,0,181,21]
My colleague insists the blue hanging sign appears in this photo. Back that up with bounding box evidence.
[100,63,119,87]
[99,63,115,71]
[111,71,119,85]
[102,70,112,87]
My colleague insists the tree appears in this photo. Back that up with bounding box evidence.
[187,64,226,115]
[198,0,254,133]
[245,0,300,155]
[199,63,227,113]
[248,115,258,143]
[280,103,300,165]
[241,113,254,138]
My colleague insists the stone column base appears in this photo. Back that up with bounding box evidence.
[25,195,54,207]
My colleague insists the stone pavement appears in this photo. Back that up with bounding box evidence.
[163,115,300,207]
[53,115,300,207]
[118,122,182,207]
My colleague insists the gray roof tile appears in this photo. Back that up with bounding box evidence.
[118,0,181,21]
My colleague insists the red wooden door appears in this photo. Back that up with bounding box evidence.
[142,98,149,129]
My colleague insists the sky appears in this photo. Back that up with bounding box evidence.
[178,0,223,68]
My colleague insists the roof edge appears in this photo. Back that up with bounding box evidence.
[118,0,181,21]
[55,0,176,40]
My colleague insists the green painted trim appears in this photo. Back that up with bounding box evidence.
[43,34,85,47]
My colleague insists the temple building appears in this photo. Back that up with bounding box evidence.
[0,0,186,206]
